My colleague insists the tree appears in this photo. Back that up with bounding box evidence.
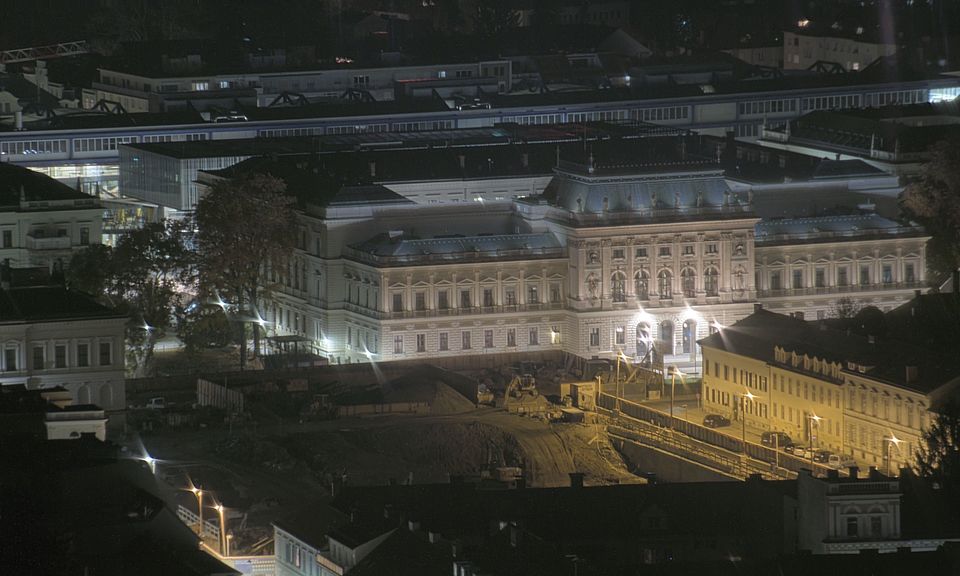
[67,220,195,377]
[830,296,861,319]
[902,136,960,282]
[194,173,298,369]
[915,400,960,495]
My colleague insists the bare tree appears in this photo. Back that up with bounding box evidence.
[830,296,861,319]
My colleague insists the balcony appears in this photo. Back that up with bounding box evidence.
[344,301,565,320]
[757,281,925,298]
[25,234,71,250]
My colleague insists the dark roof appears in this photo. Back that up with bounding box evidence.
[0,72,62,109]
[699,309,956,394]
[0,286,124,323]
[0,162,94,207]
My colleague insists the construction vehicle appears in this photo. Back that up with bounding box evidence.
[506,374,538,399]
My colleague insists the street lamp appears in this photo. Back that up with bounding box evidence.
[190,486,204,537]
[741,391,756,451]
[214,502,227,555]
[885,434,902,476]
[226,533,234,557]
[807,414,823,460]
[668,365,684,422]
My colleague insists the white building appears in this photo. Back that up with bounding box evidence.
[199,135,926,372]
[0,283,127,412]
[0,162,104,270]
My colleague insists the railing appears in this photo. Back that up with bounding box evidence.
[316,553,345,576]
[176,504,220,540]
[345,301,565,320]
[755,226,926,245]
[25,234,72,250]
[599,393,833,477]
[757,281,925,298]
[201,543,276,576]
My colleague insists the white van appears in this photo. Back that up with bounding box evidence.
[827,454,856,469]
[146,397,166,410]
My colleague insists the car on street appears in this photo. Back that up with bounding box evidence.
[760,431,793,448]
[827,454,858,469]
[813,450,832,463]
[790,446,812,458]
[703,414,731,428]
[146,397,166,410]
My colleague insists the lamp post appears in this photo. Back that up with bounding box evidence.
[668,365,685,422]
[741,391,755,452]
[885,434,902,476]
[190,486,204,537]
[807,414,822,466]
[214,503,227,555]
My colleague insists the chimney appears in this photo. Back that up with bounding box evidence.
[15,110,22,130]
[754,303,763,313]
[848,466,859,479]
[368,160,376,178]
[569,472,584,488]
[905,365,919,384]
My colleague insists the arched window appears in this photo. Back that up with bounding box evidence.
[636,323,651,359]
[681,268,696,298]
[634,270,649,300]
[657,270,672,299]
[659,320,675,355]
[611,271,626,302]
[704,267,719,296]
[682,319,697,354]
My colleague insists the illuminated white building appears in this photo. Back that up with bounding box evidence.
[200,137,927,370]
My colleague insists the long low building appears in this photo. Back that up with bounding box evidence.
[197,134,928,372]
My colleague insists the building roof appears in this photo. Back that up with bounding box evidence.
[0,71,62,109]
[347,232,564,266]
[699,309,955,394]
[754,213,924,245]
[0,286,124,323]
[0,162,94,208]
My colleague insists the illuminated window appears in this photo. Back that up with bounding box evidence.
[462,331,471,350]
[439,332,448,351]
[507,329,516,347]
[394,336,403,354]
[528,327,538,346]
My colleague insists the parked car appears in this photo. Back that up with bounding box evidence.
[790,446,811,458]
[813,450,832,463]
[146,397,166,410]
[703,414,731,428]
[784,444,798,455]
[827,454,857,470]
[760,431,793,448]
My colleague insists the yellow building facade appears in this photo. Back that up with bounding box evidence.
[700,309,936,471]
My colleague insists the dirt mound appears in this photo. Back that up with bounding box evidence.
[381,366,477,414]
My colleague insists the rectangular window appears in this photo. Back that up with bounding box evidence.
[394,335,403,354]
[870,516,882,537]
[658,246,671,257]
[905,263,915,283]
[462,331,471,349]
[815,268,825,288]
[507,328,516,347]
[483,288,494,307]
[505,288,517,306]
[612,248,625,259]
[392,293,403,312]
[55,344,67,368]
[416,334,426,352]
[484,330,494,348]
[32,346,44,369]
[1,230,10,248]
[705,243,718,254]
[838,267,848,286]
[635,247,648,258]
[550,284,561,303]
[98,342,111,366]
[438,290,449,309]
[860,265,870,285]
[439,332,449,351]
[615,326,625,345]
[792,269,803,289]
[415,292,426,311]
[847,517,859,537]
[882,264,893,284]
[80,226,90,246]
[77,344,89,367]
[682,245,695,256]
[589,327,600,347]
[460,290,472,308]
[527,285,539,304]
[770,271,782,291]
[528,327,538,346]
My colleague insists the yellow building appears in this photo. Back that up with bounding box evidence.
[700,306,955,471]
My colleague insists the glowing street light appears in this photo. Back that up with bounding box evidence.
[189,485,204,537]
[808,414,822,463]
[741,391,756,451]
[214,502,228,555]
[885,434,902,476]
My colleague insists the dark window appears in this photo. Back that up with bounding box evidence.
[392,293,403,312]
[77,344,89,367]
[55,345,66,368]
[33,346,44,369]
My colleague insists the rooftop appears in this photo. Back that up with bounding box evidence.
[0,285,124,323]
[0,162,96,208]
[754,214,925,245]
